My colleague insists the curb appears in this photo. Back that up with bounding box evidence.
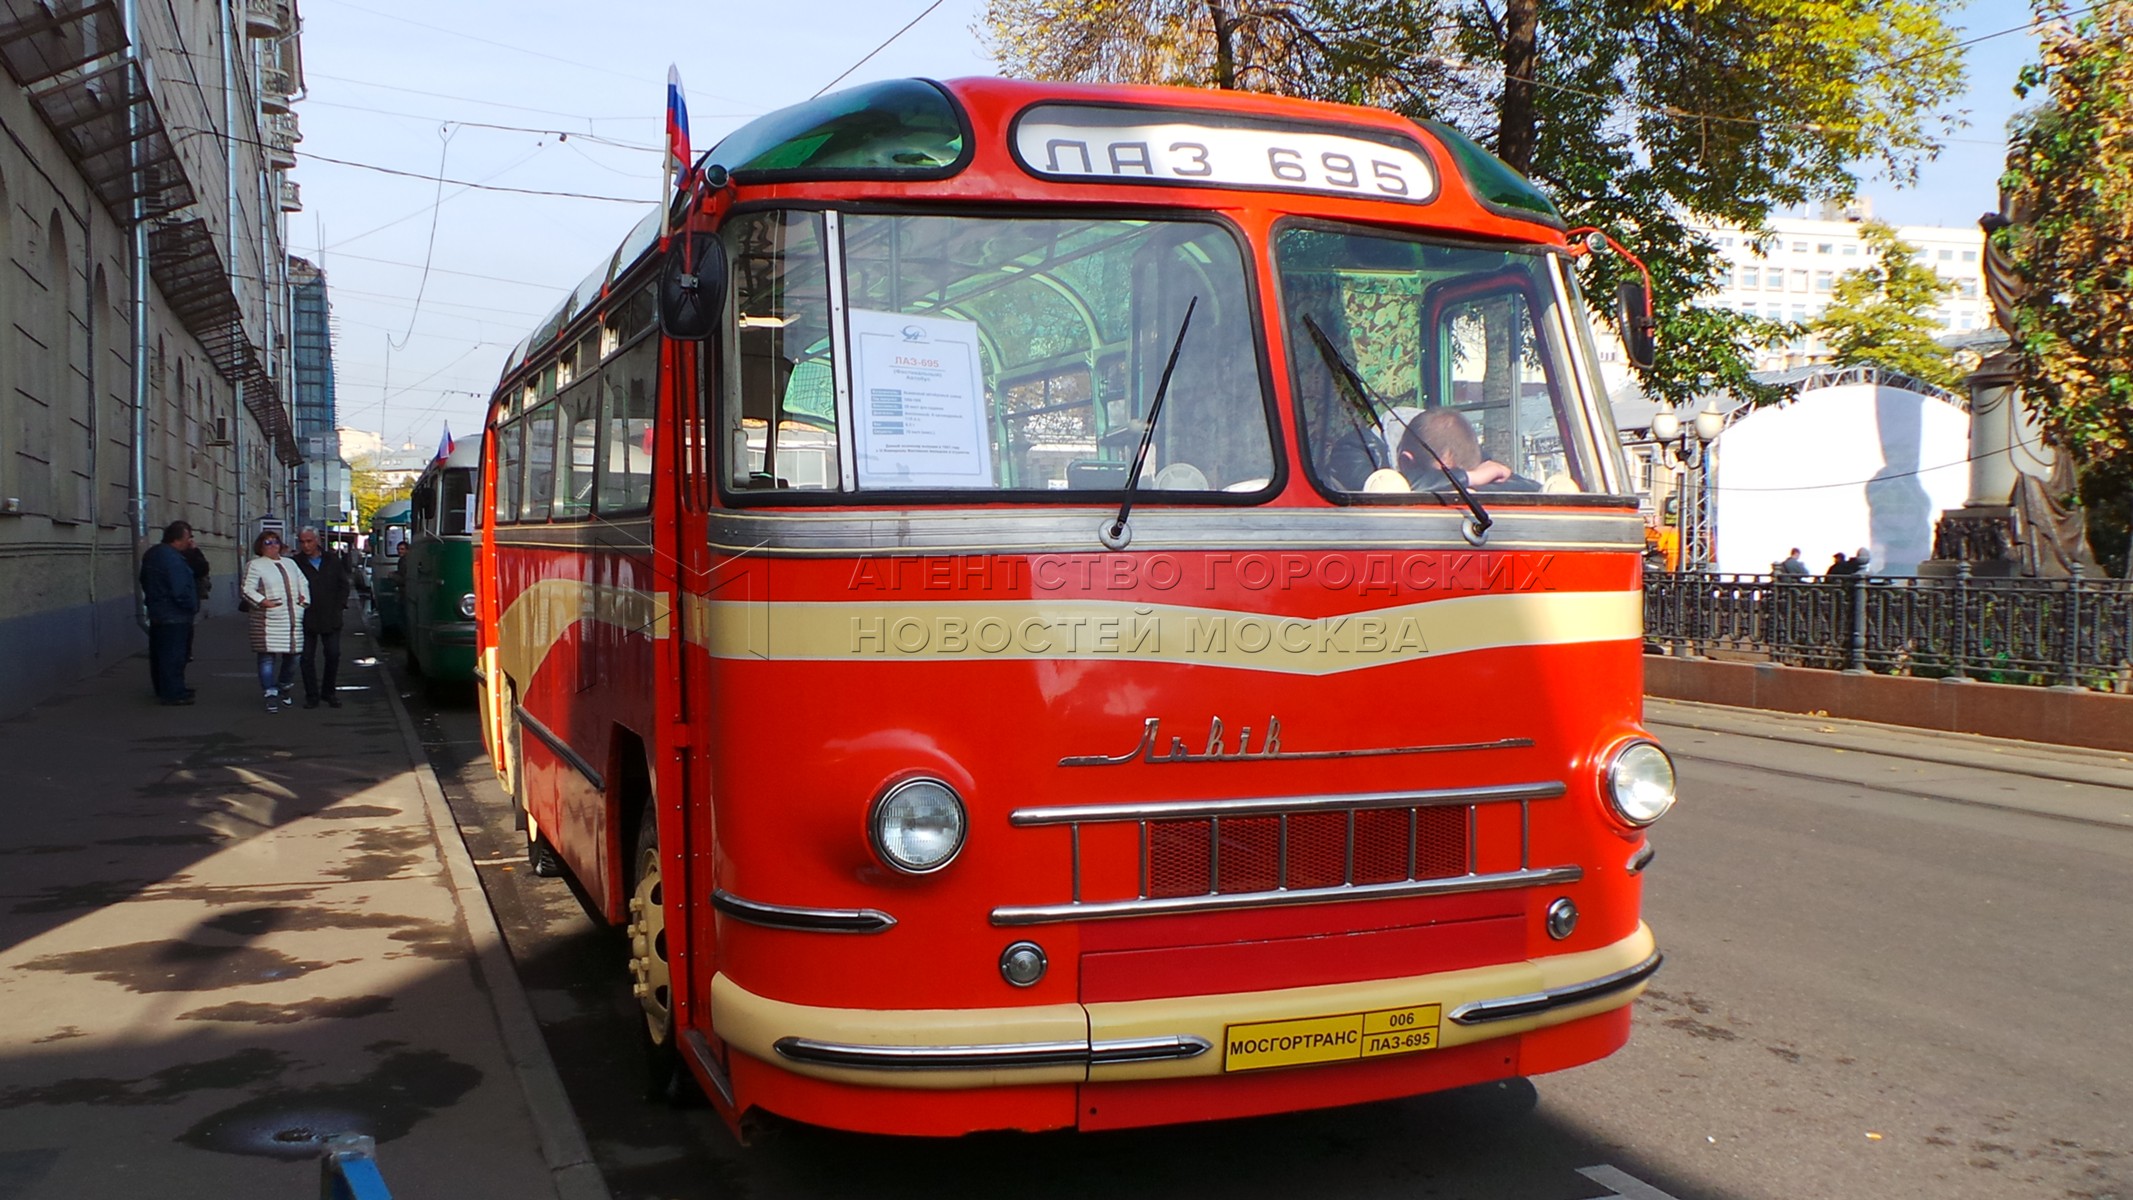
[376,653,613,1200]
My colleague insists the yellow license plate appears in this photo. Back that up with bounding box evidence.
[1222,1003,1442,1072]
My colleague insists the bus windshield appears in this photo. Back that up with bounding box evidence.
[722,210,1276,496]
[1276,224,1611,497]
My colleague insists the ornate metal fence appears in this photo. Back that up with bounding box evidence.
[1642,567,2133,691]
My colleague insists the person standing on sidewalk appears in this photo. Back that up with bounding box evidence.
[140,521,199,706]
[293,525,351,708]
[241,531,309,713]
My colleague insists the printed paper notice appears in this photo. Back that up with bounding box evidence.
[849,309,992,488]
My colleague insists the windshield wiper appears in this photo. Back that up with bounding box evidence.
[1299,314,1492,546]
[1102,296,1198,550]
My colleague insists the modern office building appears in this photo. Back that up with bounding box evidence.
[0,0,308,716]
[290,255,344,530]
[1693,200,1992,369]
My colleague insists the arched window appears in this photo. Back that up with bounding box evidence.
[170,359,186,510]
[86,264,107,523]
[44,211,69,518]
[0,168,13,502]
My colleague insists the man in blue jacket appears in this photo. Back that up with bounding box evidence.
[142,520,200,705]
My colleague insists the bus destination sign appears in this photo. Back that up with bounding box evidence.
[1014,104,1438,204]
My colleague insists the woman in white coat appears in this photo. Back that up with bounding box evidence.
[241,530,310,712]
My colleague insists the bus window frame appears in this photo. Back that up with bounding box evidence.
[520,399,559,523]
[493,417,523,524]
[595,322,662,517]
[708,199,1288,510]
[490,279,664,525]
[1547,252,1630,489]
[551,374,602,523]
[1271,215,1633,509]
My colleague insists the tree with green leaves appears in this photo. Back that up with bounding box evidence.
[348,454,413,531]
[981,0,1967,407]
[1807,221,1959,389]
[1997,2,2133,575]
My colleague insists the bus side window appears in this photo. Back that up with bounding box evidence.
[599,339,656,514]
[522,401,557,522]
[726,209,837,492]
[554,378,599,519]
[495,419,522,523]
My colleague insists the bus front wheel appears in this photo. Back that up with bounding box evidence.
[627,806,690,1104]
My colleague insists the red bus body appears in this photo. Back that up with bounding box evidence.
[479,76,1668,1138]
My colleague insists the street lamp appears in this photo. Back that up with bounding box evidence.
[1649,402,1726,570]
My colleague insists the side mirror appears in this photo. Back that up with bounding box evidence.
[1615,279,1657,369]
[658,233,726,341]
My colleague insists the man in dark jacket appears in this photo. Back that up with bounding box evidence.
[141,521,199,705]
[294,525,353,708]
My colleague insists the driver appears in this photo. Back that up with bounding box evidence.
[1394,408,1540,492]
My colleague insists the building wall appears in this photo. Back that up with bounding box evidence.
[1692,208,1992,370]
[0,2,303,719]
[291,256,342,529]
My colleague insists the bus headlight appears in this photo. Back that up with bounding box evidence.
[459,592,478,618]
[1603,740,1676,826]
[870,778,966,874]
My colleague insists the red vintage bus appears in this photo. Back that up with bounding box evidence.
[477,75,1675,1138]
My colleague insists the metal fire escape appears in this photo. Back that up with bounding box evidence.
[0,0,302,467]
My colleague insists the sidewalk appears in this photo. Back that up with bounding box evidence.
[0,608,608,1200]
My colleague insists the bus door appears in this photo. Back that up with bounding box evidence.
[662,320,733,1084]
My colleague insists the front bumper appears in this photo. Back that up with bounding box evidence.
[713,922,1658,1090]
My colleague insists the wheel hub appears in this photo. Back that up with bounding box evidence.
[626,856,671,1039]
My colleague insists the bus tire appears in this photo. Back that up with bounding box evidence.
[627,805,693,1105]
[526,831,562,878]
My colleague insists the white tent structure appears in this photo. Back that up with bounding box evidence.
[1707,367,1970,575]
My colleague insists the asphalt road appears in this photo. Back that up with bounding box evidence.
[401,669,2133,1200]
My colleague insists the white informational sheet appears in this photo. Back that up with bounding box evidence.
[848,309,993,488]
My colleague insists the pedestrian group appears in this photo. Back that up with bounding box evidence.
[144,521,356,713]
[1772,545,1874,578]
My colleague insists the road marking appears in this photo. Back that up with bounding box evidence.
[1578,1164,1685,1200]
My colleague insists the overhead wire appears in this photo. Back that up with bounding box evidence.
[302,69,650,121]
[302,98,661,152]
[307,145,549,252]
[387,122,458,350]
[811,0,948,99]
[318,0,667,87]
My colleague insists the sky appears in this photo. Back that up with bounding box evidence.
[291,0,2045,461]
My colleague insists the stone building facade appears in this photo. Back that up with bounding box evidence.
[0,0,306,717]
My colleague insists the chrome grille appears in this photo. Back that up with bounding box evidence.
[993,782,1579,926]
[1147,804,1466,899]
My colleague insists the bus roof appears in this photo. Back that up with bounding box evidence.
[433,435,483,473]
[496,76,1566,386]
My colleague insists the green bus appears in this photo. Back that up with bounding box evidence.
[402,437,482,684]
[366,498,412,641]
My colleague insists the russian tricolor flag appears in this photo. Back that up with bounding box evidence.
[435,423,455,462]
[666,65,691,178]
